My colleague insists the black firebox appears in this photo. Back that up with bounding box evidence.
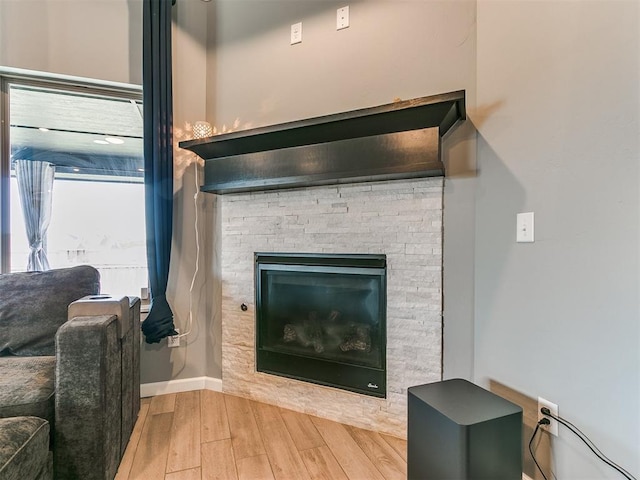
[255,253,387,397]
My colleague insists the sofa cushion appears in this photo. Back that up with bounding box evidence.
[0,416,51,480]
[0,265,100,356]
[0,356,55,425]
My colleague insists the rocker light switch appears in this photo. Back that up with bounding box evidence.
[516,212,534,243]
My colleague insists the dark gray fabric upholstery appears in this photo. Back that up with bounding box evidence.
[131,299,141,419]
[0,416,52,480]
[37,452,53,480]
[66,295,141,461]
[0,265,100,356]
[0,266,141,480]
[0,357,55,425]
[55,315,121,480]
[120,328,134,457]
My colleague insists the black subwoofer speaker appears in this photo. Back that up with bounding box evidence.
[408,379,523,480]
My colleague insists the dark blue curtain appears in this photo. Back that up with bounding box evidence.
[142,0,177,343]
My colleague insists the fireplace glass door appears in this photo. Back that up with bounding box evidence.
[255,253,386,397]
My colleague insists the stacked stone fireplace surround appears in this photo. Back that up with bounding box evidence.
[220,177,443,438]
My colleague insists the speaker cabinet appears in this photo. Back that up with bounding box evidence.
[408,379,523,480]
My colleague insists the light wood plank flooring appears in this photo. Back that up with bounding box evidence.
[116,390,406,480]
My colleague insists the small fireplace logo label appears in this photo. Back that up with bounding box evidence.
[368,383,379,389]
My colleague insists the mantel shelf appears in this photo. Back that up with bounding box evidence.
[179,90,465,194]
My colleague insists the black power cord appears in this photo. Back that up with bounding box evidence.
[540,407,637,480]
[529,418,551,480]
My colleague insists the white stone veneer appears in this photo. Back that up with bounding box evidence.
[220,177,443,438]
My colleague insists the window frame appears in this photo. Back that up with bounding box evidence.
[0,69,143,273]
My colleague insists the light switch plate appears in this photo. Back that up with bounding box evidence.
[516,212,534,243]
[337,6,349,30]
[291,22,302,45]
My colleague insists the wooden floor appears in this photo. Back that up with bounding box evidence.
[115,390,407,480]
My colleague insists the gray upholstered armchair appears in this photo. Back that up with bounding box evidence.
[0,265,140,480]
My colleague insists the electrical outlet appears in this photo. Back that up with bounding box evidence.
[337,6,349,30]
[168,329,180,348]
[538,397,559,436]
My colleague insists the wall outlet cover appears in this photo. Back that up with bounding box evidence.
[168,330,180,348]
[538,396,559,436]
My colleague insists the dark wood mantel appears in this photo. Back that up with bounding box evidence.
[179,90,465,194]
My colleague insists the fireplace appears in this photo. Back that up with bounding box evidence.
[255,253,387,397]
[215,178,443,437]
[179,91,464,436]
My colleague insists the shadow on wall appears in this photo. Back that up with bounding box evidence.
[474,129,525,323]
[442,117,476,179]
[470,100,504,130]
[140,334,177,384]
[442,99,504,178]
[490,379,552,480]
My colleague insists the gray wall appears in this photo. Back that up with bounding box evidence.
[0,0,219,383]
[0,0,477,386]
[141,0,220,383]
[475,1,639,477]
[5,1,638,475]
[207,0,478,381]
[0,0,142,85]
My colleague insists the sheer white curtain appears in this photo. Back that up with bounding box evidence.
[14,160,55,271]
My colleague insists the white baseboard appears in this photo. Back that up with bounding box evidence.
[140,376,223,397]
[204,377,223,392]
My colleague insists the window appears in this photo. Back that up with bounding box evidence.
[0,72,147,298]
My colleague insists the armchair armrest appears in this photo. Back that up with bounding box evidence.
[55,314,121,480]
[129,297,141,426]
[54,295,141,479]
[68,295,131,339]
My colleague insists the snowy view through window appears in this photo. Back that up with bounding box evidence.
[7,82,147,297]
[10,178,147,297]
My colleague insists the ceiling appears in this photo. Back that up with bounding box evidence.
[9,85,144,180]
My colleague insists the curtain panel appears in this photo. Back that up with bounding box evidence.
[142,0,177,343]
[14,160,55,272]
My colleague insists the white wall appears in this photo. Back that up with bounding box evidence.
[475,1,639,477]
